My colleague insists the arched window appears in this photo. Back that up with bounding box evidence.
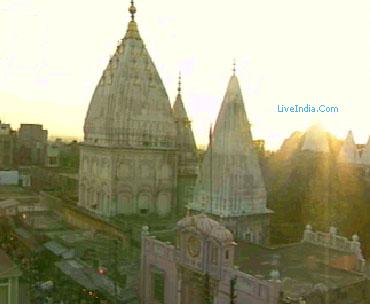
[211,243,219,265]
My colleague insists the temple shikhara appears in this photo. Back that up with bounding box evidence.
[189,73,271,244]
[78,1,197,217]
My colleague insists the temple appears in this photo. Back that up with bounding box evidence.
[79,2,197,217]
[189,74,271,244]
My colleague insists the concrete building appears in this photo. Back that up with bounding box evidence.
[79,1,197,217]
[0,121,16,170]
[140,215,370,304]
[17,124,48,166]
[189,74,271,244]
[0,250,21,304]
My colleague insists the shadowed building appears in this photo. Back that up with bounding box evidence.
[189,73,272,244]
[17,124,48,166]
[79,1,197,217]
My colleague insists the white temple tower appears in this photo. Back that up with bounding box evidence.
[189,71,272,244]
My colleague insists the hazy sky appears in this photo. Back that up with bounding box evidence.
[1,0,370,149]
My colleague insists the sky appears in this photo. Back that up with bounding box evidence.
[1,0,370,150]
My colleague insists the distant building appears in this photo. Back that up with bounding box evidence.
[0,121,16,170]
[140,215,370,304]
[78,2,197,217]
[0,250,21,304]
[360,137,370,166]
[338,131,359,164]
[45,143,60,167]
[301,124,329,153]
[17,124,48,166]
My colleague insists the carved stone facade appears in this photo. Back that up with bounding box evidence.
[79,7,197,217]
[79,146,178,216]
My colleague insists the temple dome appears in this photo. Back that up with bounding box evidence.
[210,226,234,243]
[177,214,234,242]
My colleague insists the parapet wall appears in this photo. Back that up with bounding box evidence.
[302,225,366,272]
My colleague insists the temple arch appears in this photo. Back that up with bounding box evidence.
[157,191,171,216]
[117,192,134,215]
[138,192,151,214]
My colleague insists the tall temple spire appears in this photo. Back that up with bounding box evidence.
[129,0,136,21]
[190,73,268,217]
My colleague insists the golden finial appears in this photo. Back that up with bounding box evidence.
[233,59,236,76]
[178,72,182,94]
[128,0,136,21]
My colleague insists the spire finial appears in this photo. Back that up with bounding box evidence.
[129,0,136,21]
[178,72,182,94]
[233,59,236,76]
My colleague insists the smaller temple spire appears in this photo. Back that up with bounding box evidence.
[128,0,136,21]
[178,72,182,95]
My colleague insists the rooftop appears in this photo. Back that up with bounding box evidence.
[236,242,366,298]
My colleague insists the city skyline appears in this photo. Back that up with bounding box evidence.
[1,0,370,149]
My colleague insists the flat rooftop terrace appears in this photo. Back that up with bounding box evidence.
[236,241,366,298]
